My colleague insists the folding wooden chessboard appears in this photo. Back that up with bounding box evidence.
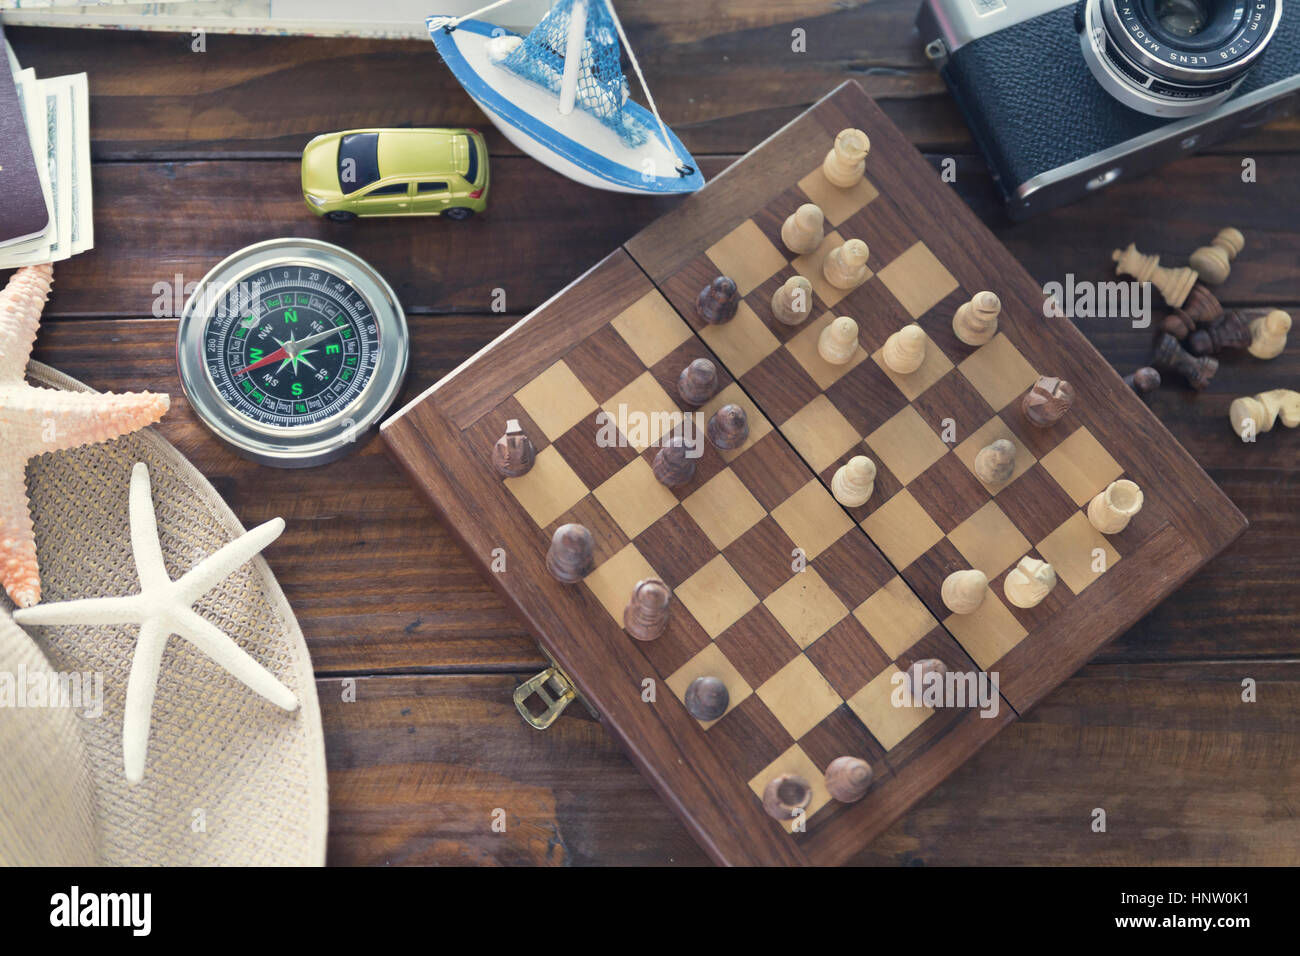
[382,81,1246,866]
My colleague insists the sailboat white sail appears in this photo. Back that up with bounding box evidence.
[428,0,704,194]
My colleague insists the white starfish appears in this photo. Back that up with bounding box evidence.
[14,462,299,783]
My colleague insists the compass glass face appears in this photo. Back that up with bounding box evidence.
[201,263,380,429]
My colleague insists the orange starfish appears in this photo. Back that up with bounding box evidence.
[0,265,170,607]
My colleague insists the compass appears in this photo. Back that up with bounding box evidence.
[176,238,409,467]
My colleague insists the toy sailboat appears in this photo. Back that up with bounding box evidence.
[428,0,705,194]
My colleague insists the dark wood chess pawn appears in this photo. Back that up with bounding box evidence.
[677,357,717,406]
[683,675,729,720]
[546,523,593,584]
[1161,310,1195,340]
[1188,311,1251,356]
[1124,366,1161,399]
[1022,376,1074,428]
[623,577,671,642]
[762,773,812,822]
[824,756,874,803]
[1153,333,1217,390]
[492,418,535,478]
[707,402,749,450]
[652,437,696,487]
[1180,283,1224,326]
[696,276,739,324]
[905,658,948,704]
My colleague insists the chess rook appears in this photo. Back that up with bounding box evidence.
[1022,376,1074,428]
[1004,557,1057,609]
[881,323,926,374]
[684,675,729,721]
[492,418,536,478]
[1124,366,1161,398]
[1087,479,1143,534]
[652,438,697,487]
[818,315,859,365]
[824,756,874,803]
[696,276,739,324]
[973,438,1016,485]
[1112,243,1198,309]
[1189,227,1244,285]
[953,291,1000,347]
[762,773,812,822]
[942,569,987,615]
[822,238,870,290]
[707,403,749,450]
[1188,311,1250,356]
[1229,389,1300,437]
[1153,333,1217,390]
[624,577,671,642]
[831,455,875,507]
[1248,309,1291,360]
[771,275,813,326]
[677,357,717,406]
[822,127,870,188]
[546,523,593,584]
[781,202,825,256]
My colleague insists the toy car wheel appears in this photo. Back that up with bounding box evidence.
[325,210,357,222]
[443,207,474,221]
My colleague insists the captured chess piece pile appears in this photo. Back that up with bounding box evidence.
[1109,229,1293,442]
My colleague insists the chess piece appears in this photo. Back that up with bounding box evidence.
[492,418,535,478]
[1087,479,1144,534]
[546,523,593,584]
[771,275,814,326]
[1180,283,1224,325]
[824,756,874,803]
[953,291,1001,347]
[781,203,825,256]
[1188,311,1250,356]
[1189,227,1244,285]
[1153,333,1217,390]
[822,128,870,188]
[1248,309,1290,360]
[707,403,749,450]
[696,276,739,324]
[1229,389,1300,437]
[762,773,812,822]
[1124,366,1161,399]
[881,324,926,374]
[1004,557,1057,609]
[822,239,870,290]
[904,658,947,703]
[1112,243,1198,308]
[941,569,987,615]
[624,577,671,642]
[818,315,859,365]
[653,438,697,487]
[684,675,729,721]
[831,455,875,507]
[1022,376,1074,428]
[973,438,1016,485]
[1161,310,1195,340]
[677,357,717,406]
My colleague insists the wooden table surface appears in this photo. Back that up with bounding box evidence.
[9,2,1299,866]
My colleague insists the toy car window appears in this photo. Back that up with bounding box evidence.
[367,183,409,196]
[418,182,448,192]
[338,133,381,194]
[464,136,479,185]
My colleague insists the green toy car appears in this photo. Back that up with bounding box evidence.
[301,127,489,221]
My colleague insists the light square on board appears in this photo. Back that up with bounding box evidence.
[865,405,950,486]
[682,468,767,550]
[757,654,843,741]
[667,642,753,727]
[611,288,694,367]
[583,542,659,625]
[953,416,1036,493]
[870,327,953,402]
[782,395,863,473]
[699,383,774,462]
[705,219,788,296]
[943,591,1029,670]
[1039,426,1125,506]
[859,489,945,570]
[791,231,863,308]
[601,371,680,452]
[514,359,599,441]
[594,457,679,538]
[769,478,855,560]
[797,166,879,226]
[762,568,850,649]
[784,310,869,390]
[957,333,1039,412]
[947,500,1031,579]
[1037,511,1121,594]
[698,301,781,377]
[854,576,938,658]
[677,554,761,639]
[875,242,959,319]
[503,445,589,528]
[749,744,833,831]
[847,664,933,750]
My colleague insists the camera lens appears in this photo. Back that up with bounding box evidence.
[1079,0,1283,118]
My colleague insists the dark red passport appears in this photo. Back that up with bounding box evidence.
[0,25,49,247]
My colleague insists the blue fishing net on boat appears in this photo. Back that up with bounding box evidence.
[499,0,649,147]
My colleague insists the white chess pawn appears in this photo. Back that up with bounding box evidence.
[818,316,859,365]
[823,239,870,291]
[823,128,870,188]
[771,275,813,326]
[953,291,1001,347]
[831,455,875,507]
[1248,309,1290,360]
[941,569,987,615]
[781,203,825,256]
[881,324,926,374]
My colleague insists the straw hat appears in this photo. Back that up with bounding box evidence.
[0,362,327,866]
